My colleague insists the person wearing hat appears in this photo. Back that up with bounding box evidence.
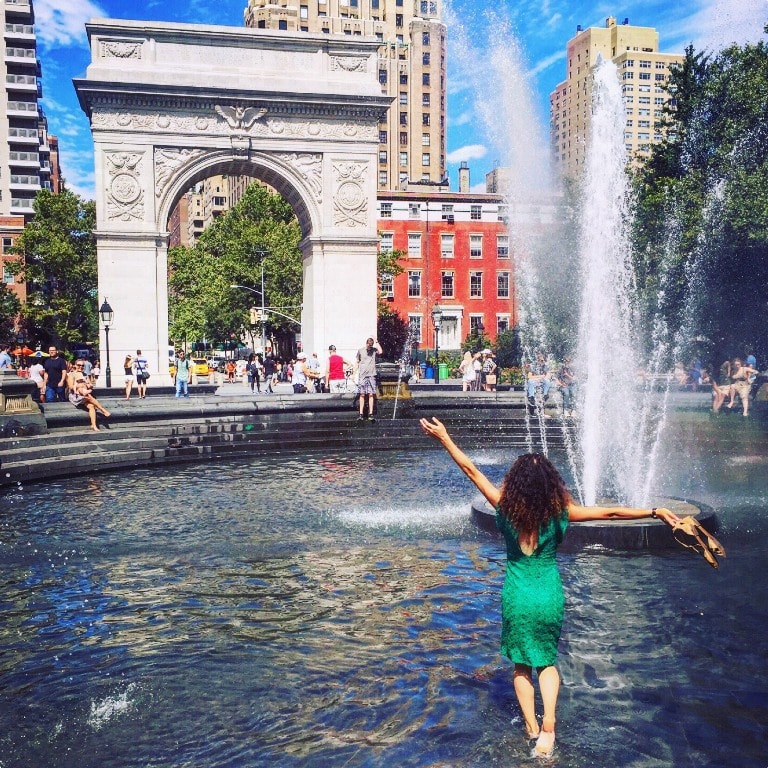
[481,349,498,392]
[325,345,353,393]
[292,352,311,394]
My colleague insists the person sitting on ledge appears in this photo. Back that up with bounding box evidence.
[419,416,681,759]
[67,359,111,432]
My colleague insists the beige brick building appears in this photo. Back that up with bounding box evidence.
[244,0,447,190]
[550,16,682,180]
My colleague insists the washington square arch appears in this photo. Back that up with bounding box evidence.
[74,19,391,379]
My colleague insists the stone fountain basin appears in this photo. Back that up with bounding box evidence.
[470,495,717,550]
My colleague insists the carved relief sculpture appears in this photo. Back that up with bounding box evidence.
[333,161,368,228]
[99,39,143,59]
[275,153,322,204]
[105,152,144,222]
[154,148,206,198]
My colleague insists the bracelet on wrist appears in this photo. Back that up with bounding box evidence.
[651,507,658,519]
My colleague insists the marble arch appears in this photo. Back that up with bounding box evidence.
[74,19,390,379]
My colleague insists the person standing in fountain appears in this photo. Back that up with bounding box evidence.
[526,352,550,405]
[356,337,382,421]
[556,357,576,417]
[419,416,680,759]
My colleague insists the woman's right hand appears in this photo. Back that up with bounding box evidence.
[420,417,449,443]
[654,507,681,527]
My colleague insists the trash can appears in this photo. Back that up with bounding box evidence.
[438,362,449,381]
[425,366,434,381]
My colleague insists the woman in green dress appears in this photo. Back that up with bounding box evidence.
[419,417,681,758]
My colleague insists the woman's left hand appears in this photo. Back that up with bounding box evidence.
[654,507,681,526]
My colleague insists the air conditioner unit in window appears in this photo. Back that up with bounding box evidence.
[442,214,454,223]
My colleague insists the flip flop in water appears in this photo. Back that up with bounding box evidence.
[673,516,726,569]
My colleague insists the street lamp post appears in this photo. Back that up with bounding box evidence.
[431,304,443,384]
[99,298,114,388]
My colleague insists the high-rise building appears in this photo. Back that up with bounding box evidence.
[243,0,446,191]
[550,16,682,180]
[1,0,52,220]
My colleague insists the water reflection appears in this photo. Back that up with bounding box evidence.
[0,412,766,767]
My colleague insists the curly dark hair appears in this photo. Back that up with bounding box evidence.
[498,453,571,535]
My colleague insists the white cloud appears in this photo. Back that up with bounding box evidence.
[35,0,106,48]
[529,49,566,78]
[668,0,767,51]
[446,144,488,163]
[449,111,473,127]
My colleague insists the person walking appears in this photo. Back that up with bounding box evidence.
[263,353,276,394]
[419,416,680,758]
[29,357,45,402]
[460,351,479,392]
[356,337,382,420]
[134,350,149,398]
[43,345,68,402]
[173,350,193,398]
[0,343,12,370]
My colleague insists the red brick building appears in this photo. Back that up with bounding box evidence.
[377,190,516,352]
[0,215,25,303]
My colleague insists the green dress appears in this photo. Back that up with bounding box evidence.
[495,509,569,667]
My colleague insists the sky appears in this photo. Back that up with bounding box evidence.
[33,0,767,200]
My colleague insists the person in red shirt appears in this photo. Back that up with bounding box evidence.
[325,345,352,393]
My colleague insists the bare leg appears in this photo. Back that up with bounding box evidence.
[535,665,559,756]
[86,403,98,431]
[85,394,110,418]
[367,394,375,418]
[513,665,539,738]
[125,380,132,399]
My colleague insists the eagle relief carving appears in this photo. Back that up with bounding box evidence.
[214,105,268,131]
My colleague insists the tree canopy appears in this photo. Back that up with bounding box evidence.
[7,189,97,350]
[633,31,768,365]
[168,183,302,354]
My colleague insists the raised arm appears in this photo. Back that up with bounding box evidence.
[568,502,680,527]
[420,417,500,507]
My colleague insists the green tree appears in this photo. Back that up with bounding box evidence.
[0,285,21,341]
[376,248,408,360]
[7,189,97,350]
[168,183,302,354]
[633,32,768,364]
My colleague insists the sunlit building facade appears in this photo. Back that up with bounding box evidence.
[550,16,682,179]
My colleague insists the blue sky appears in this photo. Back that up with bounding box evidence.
[34,0,767,199]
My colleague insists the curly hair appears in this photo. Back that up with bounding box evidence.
[498,453,571,534]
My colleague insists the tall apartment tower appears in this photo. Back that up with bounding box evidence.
[550,16,682,180]
[1,0,52,220]
[243,0,447,191]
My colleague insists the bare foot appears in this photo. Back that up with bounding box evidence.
[102,410,111,418]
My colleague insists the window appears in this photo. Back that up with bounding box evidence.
[408,270,422,297]
[2,237,13,251]
[422,32,430,46]
[497,235,509,258]
[655,73,666,81]
[422,113,430,126]
[380,202,392,218]
[656,61,666,69]
[380,232,393,252]
[639,60,651,68]
[379,130,387,143]
[379,69,387,84]
[441,204,453,214]
[379,170,388,187]
[497,271,510,298]
[638,120,650,128]
[379,150,387,163]
[497,316,510,334]
[3,265,14,284]
[422,73,430,86]
[409,202,420,219]
[470,234,483,258]
[422,133,430,146]
[441,271,454,298]
[409,314,422,342]
[400,112,407,125]
[278,20,288,30]
[422,153,430,166]
[380,273,394,298]
[399,92,408,105]
[639,72,651,80]
[622,72,634,80]
[399,72,408,86]
[626,119,633,127]
[408,232,422,257]
[396,14,403,27]
[399,151,408,167]
[470,271,483,297]
[440,233,454,258]
[400,131,408,145]
[300,6,308,18]
[471,205,482,220]
[422,94,430,107]
[422,52,430,66]
[623,59,635,68]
